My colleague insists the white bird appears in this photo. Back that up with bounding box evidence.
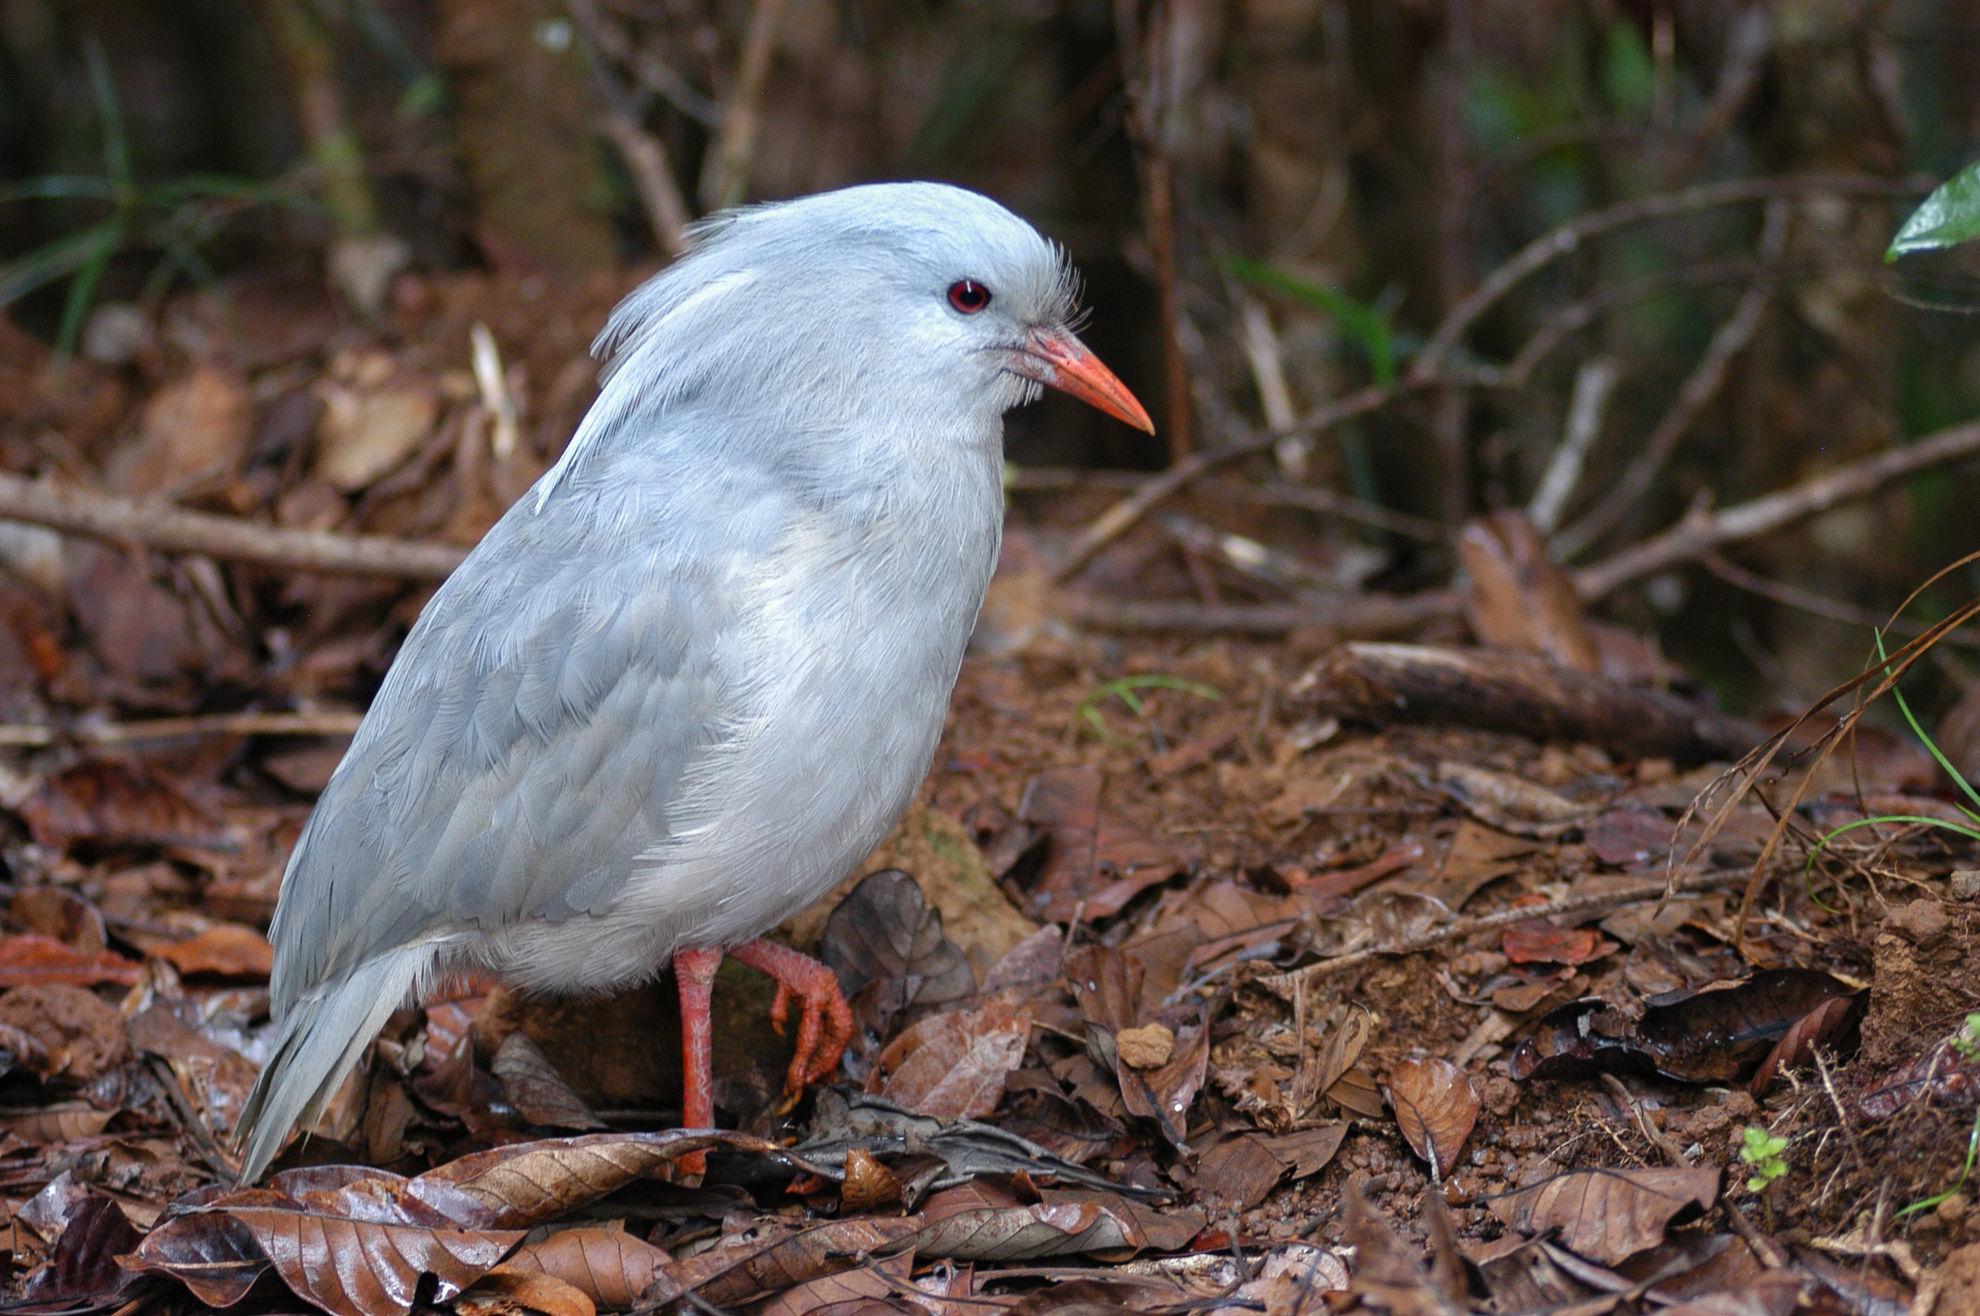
[235,182,1152,1183]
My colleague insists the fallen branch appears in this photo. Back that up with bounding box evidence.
[0,472,465,580]
[1065,592,1458,639]
[1292,642,1765,763]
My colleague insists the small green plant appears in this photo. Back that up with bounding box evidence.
[1806,630,1980,885]
[0,41,309,358]
[1953,1013,1980,1062]
[1738,1125,1789,1193]
[1073,674,1222,742]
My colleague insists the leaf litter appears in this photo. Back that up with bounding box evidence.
[0,273,1968,1314]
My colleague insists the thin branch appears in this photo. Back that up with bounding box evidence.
[0,472,464,579]
[1572,417,1980,601]
[1700,552,1979,641]
[1527,357,1619,534]
[1410,173,1926,382]
[1049,374,1471,582]
[698,0,786,211]
[1064,591,1459,639]
[1554,199,1791,557]
[597,109,690,257]
[0,709,362,749]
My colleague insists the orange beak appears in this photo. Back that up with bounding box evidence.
[1009,326,1155,433]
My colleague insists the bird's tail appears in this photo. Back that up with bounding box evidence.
[233,944,435,1184]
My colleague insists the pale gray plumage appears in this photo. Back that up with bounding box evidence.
[234,183,1134,1183]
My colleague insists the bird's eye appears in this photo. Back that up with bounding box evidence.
[947,280,991,313]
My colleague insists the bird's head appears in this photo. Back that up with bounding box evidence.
[587,183,1152,445]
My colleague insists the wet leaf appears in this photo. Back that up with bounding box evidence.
[1488,1166,1721,1264]
[19,1192,139,1307]
[221,1199,522,1316]
[753,1248,915,1316]
[124,1207,270,1307]
[1386,1057,1479,1175]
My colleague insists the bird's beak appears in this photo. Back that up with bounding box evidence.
[1009,326,1155,433]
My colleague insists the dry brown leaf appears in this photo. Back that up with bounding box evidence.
[155,923,273,978]
[906,1190,1147,1261]
[413,1130,769,1228]
[1386,1057,1479,1176]
[457,1266,596,1316]
[1488,1166,1721,1265]
[870,1000,1030,1119]
[500,1228,668,1309]
[0,934,142,990]
[0,982,130,1079]
[489,1032,608,1130]
[841,1147,902,1213]
[645,1217,920,1309]
[1016,766,1182,921]
[752,1249,915,1316]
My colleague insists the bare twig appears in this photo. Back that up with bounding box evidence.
[1527,357,1619,534]
[1701,552,1979,641]
[1065,592,1459,639]
[1572,417,1980,601]
[698,0,786,211]
[0,709,362,749]
[1554,199,1791,557]
[597,109,691,257]
[1410,173,1927,382]
[0,472,465,580]
[1285,866,1752,980]
[1050,375,1465,582]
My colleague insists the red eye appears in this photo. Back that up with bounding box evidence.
[947,280,991,313]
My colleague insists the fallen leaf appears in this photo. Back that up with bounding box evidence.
[155,923,274,978]
[1016,766,1182,921]
[1386,1057,1479,1176]
[500,1228,669,1310]
[871,1001,1031,1119]
[1488,1166,1720,1265]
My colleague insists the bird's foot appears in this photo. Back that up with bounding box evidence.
[728,938,852,1101]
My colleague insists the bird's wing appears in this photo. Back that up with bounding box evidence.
[266,483,742,1017]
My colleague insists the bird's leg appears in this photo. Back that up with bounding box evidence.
[727,938,852,1102]
[671,945,723,1176]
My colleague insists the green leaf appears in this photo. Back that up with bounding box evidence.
[1888,158,1980,260]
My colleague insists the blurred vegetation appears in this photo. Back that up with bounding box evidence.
[3,0,1980,711]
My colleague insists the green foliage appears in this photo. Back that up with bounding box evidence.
[1738,1125,1789,1193]
[1222,255,1405,387]
[1808,631,1980,880]
[1888,157,1980,260]
[1600,19,1656,114]
[0,41,309,358]
[1074,674,1222,742]
[1953,1013,1980,1062]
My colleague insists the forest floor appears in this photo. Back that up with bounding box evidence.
[0,265,1972,1316]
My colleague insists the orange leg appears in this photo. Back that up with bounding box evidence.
[671,945,722,1176]
[727,939,853,1101]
